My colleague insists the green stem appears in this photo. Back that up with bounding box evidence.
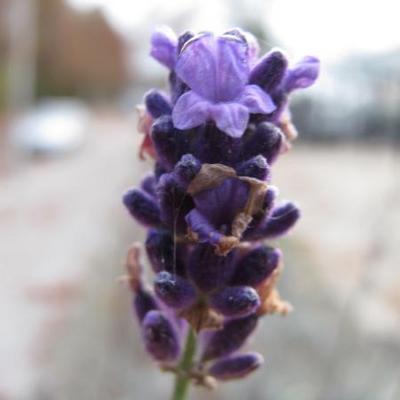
[171,328,197,400]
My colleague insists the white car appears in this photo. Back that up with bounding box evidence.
[10,99,90,156]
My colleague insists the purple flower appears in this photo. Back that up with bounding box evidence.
[123,26,319,393]
[172,34,276,138]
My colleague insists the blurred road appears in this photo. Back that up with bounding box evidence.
[0,111,145,399]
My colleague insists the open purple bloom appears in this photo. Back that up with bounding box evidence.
[172,34,276,138]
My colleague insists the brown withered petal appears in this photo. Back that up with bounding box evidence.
[187,163,237,196]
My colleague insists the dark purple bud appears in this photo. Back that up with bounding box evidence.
[210,286,260,318]
[168,32,195,104]
[145,228,186,275]
[169,71,189,104]
[144,89,172,118]
[141,174,157,197]
[157,173,194,233]
[123,188,161,226]
[243,122,282,164]
[236,155,270,180]
[174,154,201,188]
[263,186,278,212]
[154,161,167,180]
[177,31,195,53]
[151,115,191,168]
[134,288,158,322]
[142,310,180,362]
[257,202,300,239]
[154,271,197,309]
[202,314,258,361]
[209,352,264,381]
[249,49,288,92]
[231,246,281,287]
[145,229,173,273]
[193,124,240,166]
[151,115,177,168]
[188,244,236,293]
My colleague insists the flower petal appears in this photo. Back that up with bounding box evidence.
[185,209,222,246]
[223,28,260,66]
[176,34,249,102]
[150,26,178,69]
[172,90,210,130]
[238,84,276,114]
[192,178,249,226]
[283,56,320,91]
[210,102,249,138]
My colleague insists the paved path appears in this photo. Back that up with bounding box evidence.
[0,112,145,399]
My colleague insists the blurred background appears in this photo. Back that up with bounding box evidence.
[0,0,399,399]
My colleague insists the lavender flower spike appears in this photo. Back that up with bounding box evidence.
[122,26,319,400]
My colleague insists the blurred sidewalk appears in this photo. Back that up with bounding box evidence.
[0,111,145,399]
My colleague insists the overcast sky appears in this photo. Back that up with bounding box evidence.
[68,0,400,62]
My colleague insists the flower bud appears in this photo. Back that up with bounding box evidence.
[144,89,172,118]
[134,288,158,322]
[157,173,194,232]
[236,155,270,180]
[122,188,161,226]
[142,310,180,362]
[194,124,239,165]
[243,121,282,164]
[249,49,288,92]
[151,115,191,169]
[254,202,300,240]
[210,286,260,318]
[145,229,183,274]
[202,314,258,361]
[154,271,197,309]
[209,352,264,381]
[230,246,281,287]
[174,154,201,188]
[177,31,195,53]
[188,244,236,292]
[141,174,157,197]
